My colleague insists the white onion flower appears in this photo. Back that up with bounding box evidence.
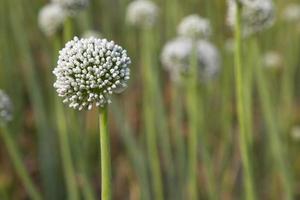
[177,14,212,39]
[52,0,89,14]
[38,3,66,37]
[161,37,220,82]
[227,0,275,36]
[0,90,13,123]
[126,0,159,28]
[282,4,300,22]
[53,37,131,110]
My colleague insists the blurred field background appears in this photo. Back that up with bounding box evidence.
[0,0,300,199]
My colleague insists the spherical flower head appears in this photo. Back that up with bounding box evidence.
[53,37,131,110]
[177,14,212,39]
[227,0,275,36]
[0,90,13,123]
[38,3,66,37]
[161,37,192,81]
[282,4,300,22]
[52,0,89,14]
[126,0,159,28]
[161,37,220,83]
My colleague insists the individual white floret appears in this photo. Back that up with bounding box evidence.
[126,0,159,28]
[177,14,212,39]
[0,90,13,123]
[53,37,131,110]
[38,3,66,36]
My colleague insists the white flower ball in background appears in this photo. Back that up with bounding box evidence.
[282,4,300,22]
[52,0,89,14]
[161,37,193,82]
[126,0,159,28]
[53,37,131,110]
[82,30,102,39]
[38,3,66,37]
[263,51,282,69]
[161,37,220,82]
[177,14,212,39]
[227,0,275,36]
[0,90,13,123]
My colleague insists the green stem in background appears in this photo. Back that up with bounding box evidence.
[99,106,112,200]
[112,100,151,200]
[171,84,185,199]
[141,30,164,200]
[243,39,255,148]
[197,86,218,200]
[254,42,293,200]
[234,3,255,200]
[0,123,42,200]
[55,100,80,200]
[144,30,176,199]
[7,0,62,198]
[74,114,96,200]
[143,101,164,200]
[64,18,74,42]
[186,46,199,200]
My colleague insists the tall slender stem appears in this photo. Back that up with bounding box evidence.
[0,123,42,200]
[55,101,80,200]
[141,30,164,200]
[186,46,198,200]
[99,106,112,200]
[234,3,255,200]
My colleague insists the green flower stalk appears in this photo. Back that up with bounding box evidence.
[53,36,131,200]
[161,33,220,199]
[233,2,255,200]
[0,90,42,200]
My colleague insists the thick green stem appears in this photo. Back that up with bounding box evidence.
[99,107,112,200]
[234,3,255,200]
[55,101,79,200]
[0,123,42,200]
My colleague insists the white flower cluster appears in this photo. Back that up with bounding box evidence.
[38,4,66,36]
[227,0,275,36]
[52,0,89,14]
[282,4,300,22]
[0,90,13,123]
[161,37,220,82]
[53,37,131,110]
[177,14,212,39]
[126,0,159,28]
